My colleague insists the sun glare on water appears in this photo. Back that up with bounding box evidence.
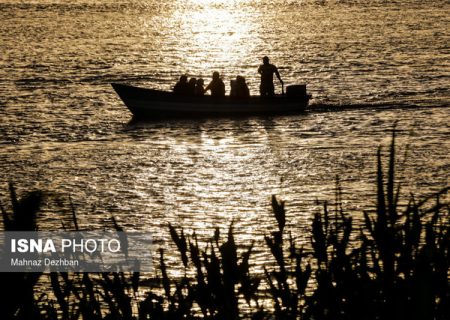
[169,0,259,73]
[189,0,246,5]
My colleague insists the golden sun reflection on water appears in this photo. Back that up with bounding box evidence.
[169,0,260,76]
[189,0,247,6]
[127,120,291,251]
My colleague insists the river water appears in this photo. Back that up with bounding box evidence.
[1,0,449,268]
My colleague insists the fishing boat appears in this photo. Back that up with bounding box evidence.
[111,83,310,119]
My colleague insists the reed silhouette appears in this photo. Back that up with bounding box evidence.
[1,127,449,319]
[0,184,42,319]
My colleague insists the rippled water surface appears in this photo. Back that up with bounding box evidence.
[1,0,449,266]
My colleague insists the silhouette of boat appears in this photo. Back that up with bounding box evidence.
[112,83,310,119]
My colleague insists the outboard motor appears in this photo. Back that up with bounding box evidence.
[286,84,307,98]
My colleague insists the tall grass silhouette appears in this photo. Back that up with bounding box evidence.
[1,127,449,319]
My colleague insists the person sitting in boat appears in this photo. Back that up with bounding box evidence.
[187,77,197,96]
[258,56,283,97]
[230,75,250,99]
[195,78,205,96]
[204,71,225,97]
[173,75,189,95]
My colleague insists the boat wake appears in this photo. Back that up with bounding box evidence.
[308,101,450,112]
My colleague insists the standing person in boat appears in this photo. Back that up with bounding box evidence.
[204,71,225,97]
[173,75,189,95]
[258,56,283,96]
[195,78,205,96]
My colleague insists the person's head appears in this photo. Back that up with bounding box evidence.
[188,78,196,85]
[212,71,220,80]
[262,56,269,64]
[236,75,245,84]
[197,78,204,86]
[179,75,188,83]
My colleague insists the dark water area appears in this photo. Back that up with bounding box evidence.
[0,0,449,269]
